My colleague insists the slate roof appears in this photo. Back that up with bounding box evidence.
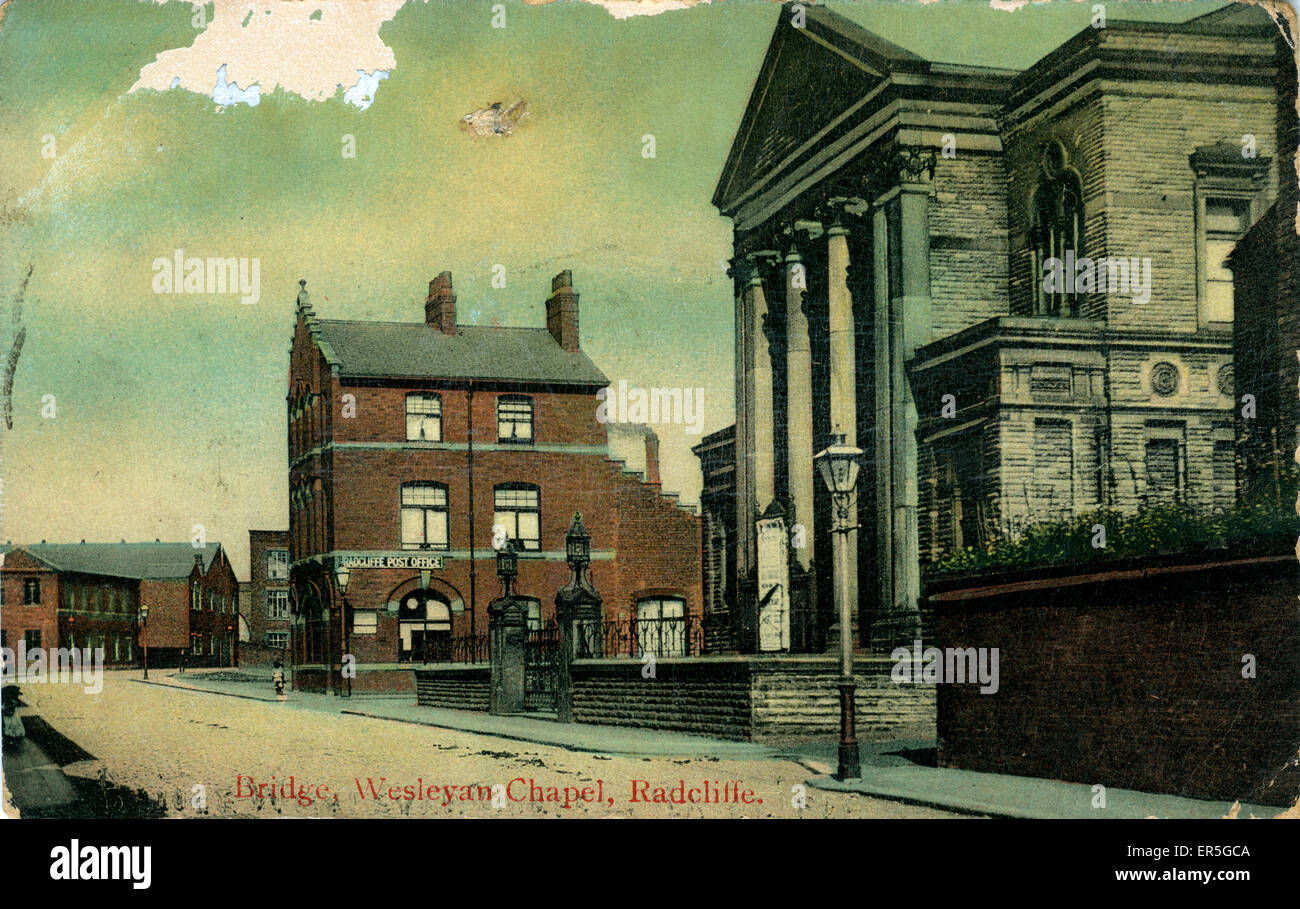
[0,542,223,580]
[314,320,609,387]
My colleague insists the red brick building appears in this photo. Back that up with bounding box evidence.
[0,542,240,669]
[239,529,290,666]
[288,270,701,693]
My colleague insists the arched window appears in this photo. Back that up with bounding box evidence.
[493,483,540,550]
[1030,139,1085,317]
[497,395,534,443]
[400,482,449,550]
[406,393,442,441]
[398,590,452,662]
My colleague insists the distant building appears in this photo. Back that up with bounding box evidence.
[0,542,239,668]
[711,3,1293,649]
[240,529,290,666]
[287,270,701,693]
[692,426,738,651]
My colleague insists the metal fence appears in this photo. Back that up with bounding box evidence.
[575,616,704,659]
[409,633,491,664]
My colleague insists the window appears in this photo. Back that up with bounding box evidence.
[191,583,200,611]
[23,578,40,604]
[265,631,290,649]
[24,629,41,651]
[1212,440,1236,511]
[353,612,378,635]
[1201,198,1249,324]
[1030,140,1086,317]
[1145,424,1187,506]
[525,600,542,632]
[406,394,442,442]
[1032,419,1075,521]
[401,483,450,550]
[497,395,534,443]
[398,591,452,662]
[636,597,686,658]
[494,484,541,550]
[209,635,215,656]
[266,590,289,620]
[266,549,289,580]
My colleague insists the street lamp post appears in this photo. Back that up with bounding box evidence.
[139,604,150,681]
[334,563,351,697]
[814,433,863,781]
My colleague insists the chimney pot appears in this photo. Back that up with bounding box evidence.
[425,271,457,335]
[545,270,581,352]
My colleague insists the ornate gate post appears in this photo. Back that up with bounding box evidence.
[555,513,603,723]
[489,541,527,715]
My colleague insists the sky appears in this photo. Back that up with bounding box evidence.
[0,0,1235,578]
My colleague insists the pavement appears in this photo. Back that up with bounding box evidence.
[134,670,1285,819]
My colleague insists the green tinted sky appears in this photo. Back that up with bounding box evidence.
[0,0,1228,576]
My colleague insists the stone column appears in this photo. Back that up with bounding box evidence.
[880,145,935,647]
[732,258,752,579]
[872,200,893,641]
[784,240,816,571]
[747,254,778,516]
[826,216,859,636]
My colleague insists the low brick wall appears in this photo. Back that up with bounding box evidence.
[931,555,1300,807]
[571,655,935,743]
[413,665,490,711]
[571,657,752,739]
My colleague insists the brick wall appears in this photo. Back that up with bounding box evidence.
[0,550,59,659]
[413,666,489,711]
[933,556,1300,806]
[569,655,935,743]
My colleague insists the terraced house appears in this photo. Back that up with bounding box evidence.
[287,270,701,694]
[0,542,239,669]
[705,2,1295,651]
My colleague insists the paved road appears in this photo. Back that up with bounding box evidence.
[6,671,966,819]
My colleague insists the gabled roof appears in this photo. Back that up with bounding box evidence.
[314,320,608,387]
[1,542,224,581]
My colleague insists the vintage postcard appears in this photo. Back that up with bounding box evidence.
[0,0,1296,886]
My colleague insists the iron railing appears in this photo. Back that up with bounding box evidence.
[576,615,704,659]
[406,633,491,664]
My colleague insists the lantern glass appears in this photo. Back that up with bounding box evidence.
[814,437,864,495]
[565,513,590,564]
[496,541,517,579]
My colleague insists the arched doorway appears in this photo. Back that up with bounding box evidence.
[398,589,452,662]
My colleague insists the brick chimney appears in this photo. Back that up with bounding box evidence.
[425,271,456,335]
[644,430,661,485]
[545,270,580,352]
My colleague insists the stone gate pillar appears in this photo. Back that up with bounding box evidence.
[488,596,527,715]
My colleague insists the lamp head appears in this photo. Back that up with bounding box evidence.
[814,433,864,495]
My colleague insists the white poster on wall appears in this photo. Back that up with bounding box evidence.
[756,512,790,652]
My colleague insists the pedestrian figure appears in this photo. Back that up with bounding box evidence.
[272,660,286,702]
[2,684,26,751]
